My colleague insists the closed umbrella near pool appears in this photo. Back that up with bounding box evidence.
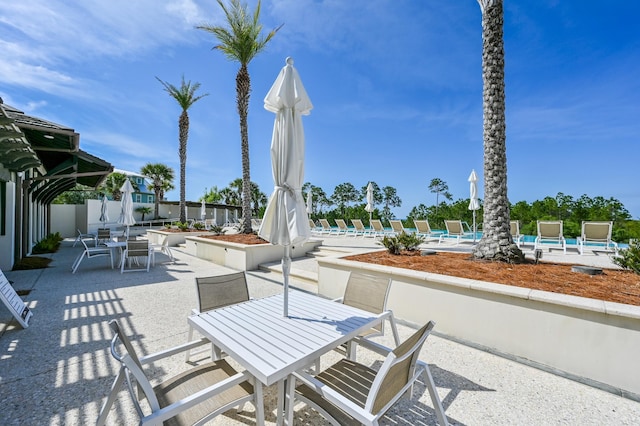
[99,195,109,228]
[258,57,313,317]
[306,191,313,215]
[118,179,136,237]
[200,200,206,221]
[468,169,480,243]
[365,182,375,226]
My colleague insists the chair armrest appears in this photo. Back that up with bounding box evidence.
[351,337,392,357]
[140,337,209,364]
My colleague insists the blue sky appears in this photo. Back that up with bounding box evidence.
[1,0,638,219]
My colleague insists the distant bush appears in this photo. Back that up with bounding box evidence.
[193,222,205,230]
[612,239,640,275]
[32,233,63,254]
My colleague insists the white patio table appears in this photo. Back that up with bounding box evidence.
[103,240,126,269]
[188,289,385,425]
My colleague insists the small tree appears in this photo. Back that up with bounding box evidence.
[141,163,175,219]
[135,206,152,222]
[428,178,452,216]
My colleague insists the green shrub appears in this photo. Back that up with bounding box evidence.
[174,221,189,231]
[612,240,640,275]
[210,225,223,235]
[378,231,424,255]
[193,222,205,230]
[32,233,63,254]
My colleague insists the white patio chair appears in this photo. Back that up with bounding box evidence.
[72,228,96,247]
[185,271,250,362]
[389,219,408,237]
[334,218,354,236]
[286,321,448,426]
[319,218,336,235]
[577,221,618,255]
[151,234,174,263]
[120,239,154,273]
[333,271,400,361]
[534,220,566,254]
[96,319,264,426]
[71,238,113,273]
[96,228,112,245]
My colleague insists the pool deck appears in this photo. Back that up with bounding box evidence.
[0,236,637,425]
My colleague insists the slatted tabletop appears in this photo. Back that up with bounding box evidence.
[188,290,383,386]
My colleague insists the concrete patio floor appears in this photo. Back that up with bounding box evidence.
[0,237,638,425]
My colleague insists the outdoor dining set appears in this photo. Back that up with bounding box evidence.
[95,270,449,425]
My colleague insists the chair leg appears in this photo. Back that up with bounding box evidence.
[71,252,86,273]
[96,368,125,426]
[421,364,449,426]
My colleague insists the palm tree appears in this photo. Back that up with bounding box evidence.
[140,163,175,219]
[102,172,138,201]
[156,76,208,223]
[472,0,524,263]
[197,0,281,234]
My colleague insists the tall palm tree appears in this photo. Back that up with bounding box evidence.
[140,162,175,219]
[472,0,524,263]
[197,0,281,233]
[102,172,139,201]
[156,76,208,223]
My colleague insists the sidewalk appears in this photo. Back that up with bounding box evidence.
[0,238,637,425]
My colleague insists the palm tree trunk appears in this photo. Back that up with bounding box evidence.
[473,0,524,263]
[179,111,189,223]
[237,64,253,233]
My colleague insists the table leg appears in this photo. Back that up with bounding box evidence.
[276,380,284,426]
[285,375,296,426]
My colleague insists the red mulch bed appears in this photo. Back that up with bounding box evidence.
[198,233,269,245]
[345,250,640,306]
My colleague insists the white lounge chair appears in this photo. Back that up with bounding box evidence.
[286,321,448,426]
[97,319,264,426]
[71,238,113,273]
[370,219,390,238]
[510,220,524,248]
[351,219,371,237]
[534,220,566,254]
[414,219,443,242]
[73,228,96,247]
[577,221,618,255]
[318,218,335,235]
[389,219,408,236]
[439,220,474,245]
[334,218,354,236]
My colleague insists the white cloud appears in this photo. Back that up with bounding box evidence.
[0,0,217,94]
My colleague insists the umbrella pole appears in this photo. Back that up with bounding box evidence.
[282,245,291,317]
[473,211,476,243]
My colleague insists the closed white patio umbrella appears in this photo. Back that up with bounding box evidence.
[365,182,375,226]
[200,200,206,221]
[306,191,313,215]
[99,195,109,228]
[118,179,136,237]
[258,57,313,317]
[468,169,480,243]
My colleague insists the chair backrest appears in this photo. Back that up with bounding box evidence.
[389,220,404,233]
[97,228,111,240]
[319,218,332,230]
[126,240,149,257]
[414,220,432,234]
[308,219,316,229]
[351,219,365,231]
[196,271,250,313]
[335,219,348,231]
[343,272,391,333]
[445,220,464,236]
[582,221,612,242]
[510,221,520,237]
[366,321,435,414]
[537,220,563,239]
[370,219,384,232]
